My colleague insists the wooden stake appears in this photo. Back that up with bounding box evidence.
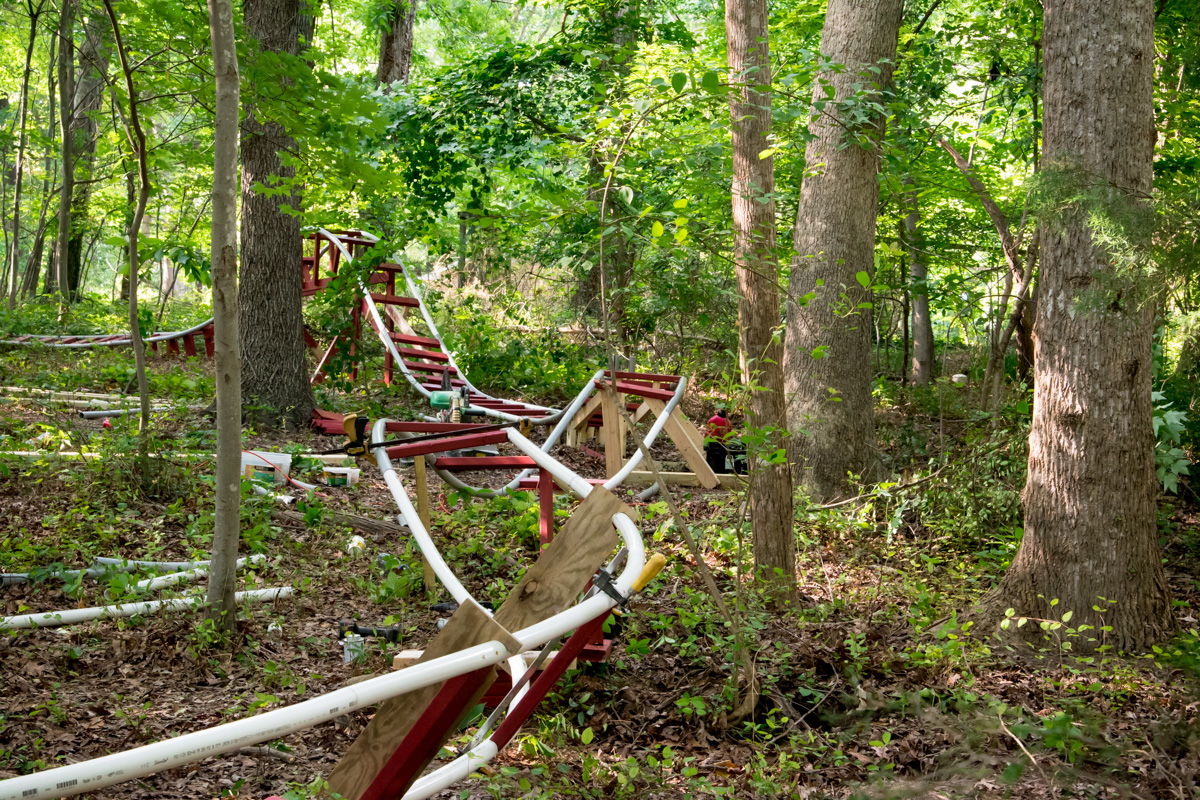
[413,454,436,596]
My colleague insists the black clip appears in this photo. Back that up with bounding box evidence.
[592,567,628,608]
[338,619,402,643]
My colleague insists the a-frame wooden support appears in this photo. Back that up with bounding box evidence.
[564,382,720,490]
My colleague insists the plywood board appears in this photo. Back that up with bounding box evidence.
[492,485,627,632]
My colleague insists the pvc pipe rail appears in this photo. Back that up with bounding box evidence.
[0,587,291,631]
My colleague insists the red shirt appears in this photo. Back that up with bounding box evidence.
[706,414,732,442]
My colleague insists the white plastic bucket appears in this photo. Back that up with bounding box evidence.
[324,466,361,487]
[241,451,292,485]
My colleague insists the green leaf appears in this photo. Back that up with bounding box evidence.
[673,198,688,209]
[671,72,687,93]
[855,271,870,288]
[652,221,664,237]
[1061,610,1073,623]
[580,726,594,745]
[701,71,720,91]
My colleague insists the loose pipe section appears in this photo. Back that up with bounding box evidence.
[0,587,292,631]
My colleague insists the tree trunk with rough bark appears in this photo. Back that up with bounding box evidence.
[903,175,934,386]
[376,0,419,85]
[206,0,242,632]
[6,1,44,310]
[239,0,313,429]
[978,0,1172,654]
[725,0,795,595]
[782,0,901,501]
[64,10,108,302]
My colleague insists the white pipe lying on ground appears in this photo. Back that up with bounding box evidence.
[132,555,265,592]
[0,587,291,631]
[0,641,508,800]
[93,556,209,571]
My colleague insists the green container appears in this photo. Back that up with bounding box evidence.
[430,390,455,410]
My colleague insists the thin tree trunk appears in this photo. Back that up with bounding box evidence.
[903,176,934,385]
[52,0,73,309]
[376,0,419,85]
[65,12,108,302]
[977,0,1172,653]
[7,1,45,310]
[938,137,1034,410]
[240,0,313,429]
[50,0,72,303]
[102,0,151,462]
[206,0,242,631]
[725,0,795,595]
[25,26,57,300]
[782,0,902,501]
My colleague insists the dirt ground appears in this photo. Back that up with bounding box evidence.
[1,351,1199,800]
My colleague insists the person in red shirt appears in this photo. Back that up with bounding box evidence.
[705,408,732,474]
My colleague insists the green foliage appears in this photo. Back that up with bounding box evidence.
[1152,391,1192,494]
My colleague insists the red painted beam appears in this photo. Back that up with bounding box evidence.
[369,293,420,307]
[384,430,509,459]
[490,614,610,749]
[604,370,681,384]
[395,346,449,362]
[403,360,457,374]
[389,331,442,348]
[595,380,676,402]
[358,667,494,800]
[434,456,536,470]
[384,421,490,433]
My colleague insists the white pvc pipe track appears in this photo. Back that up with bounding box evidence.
[0,587,292,631]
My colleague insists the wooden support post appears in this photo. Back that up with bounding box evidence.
[413,455,436,596]
[600,387,623,479]
[538,468,554,548]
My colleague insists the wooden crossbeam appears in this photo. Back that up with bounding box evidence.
[640,398,719,489]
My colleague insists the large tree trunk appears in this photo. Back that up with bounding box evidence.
[903,175,934,386]
[782,0,901,501]
[725,0,795,595]
[978,0,1172,654]
[206,0,243,632]
[64,12,109,301]
[376,0,418,85]
[239,0,313,429]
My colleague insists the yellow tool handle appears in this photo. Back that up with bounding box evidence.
[631,552,667,593]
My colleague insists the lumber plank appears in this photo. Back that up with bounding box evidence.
[492,485,626,632]
[642,398,720,489]
[326,599,520,800]
[625,470,743,489]
[600,389,623,479]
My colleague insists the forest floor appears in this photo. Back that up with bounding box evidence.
[0,346,1198,800]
